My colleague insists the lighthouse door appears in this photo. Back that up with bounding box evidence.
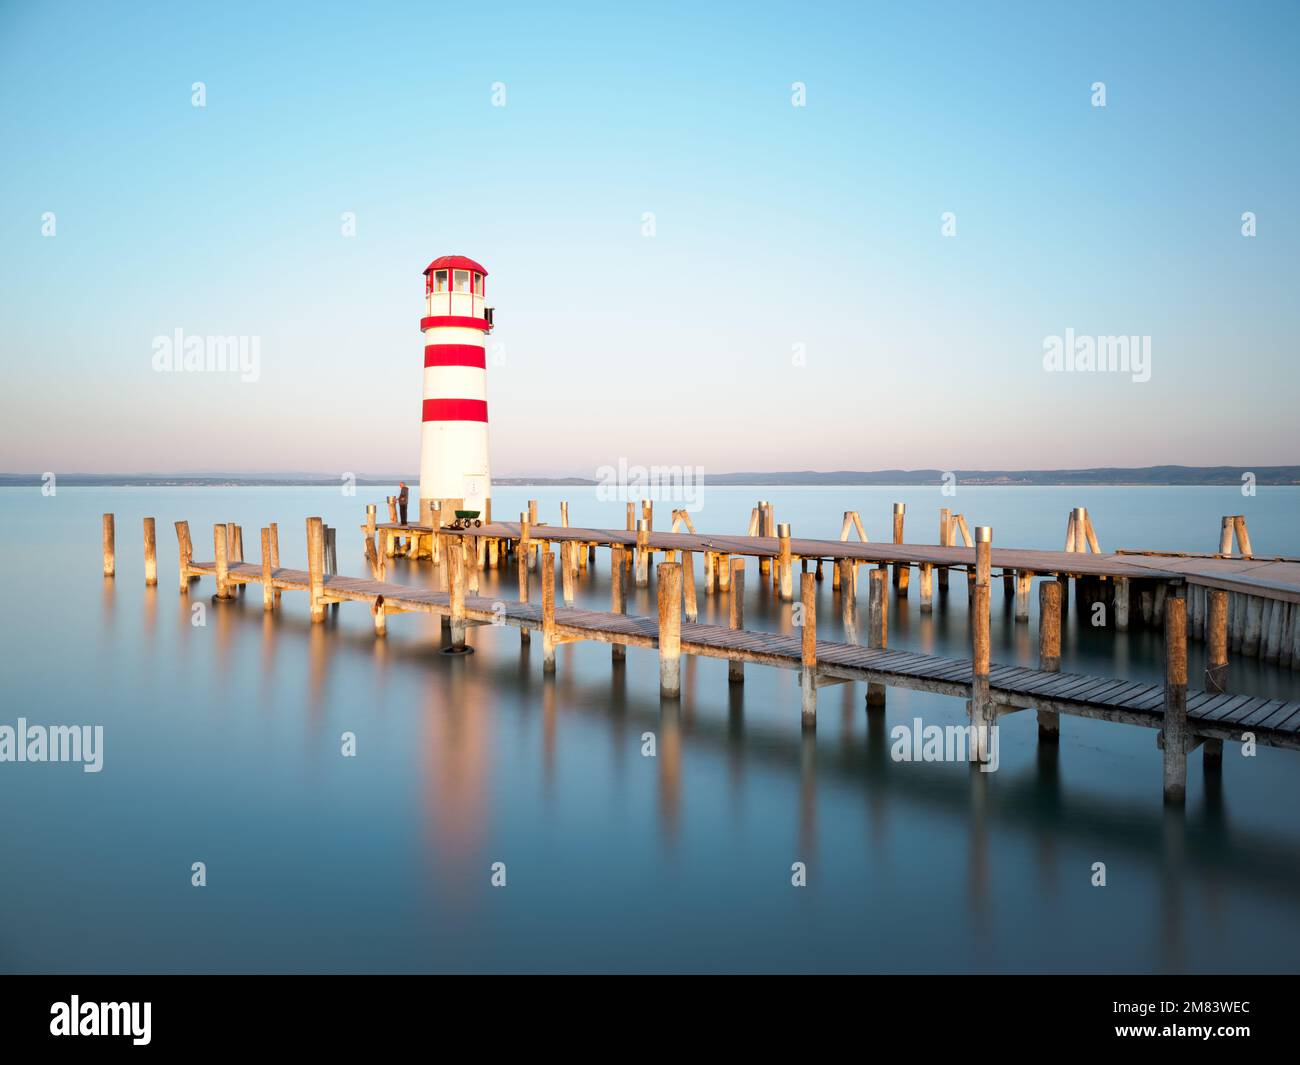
[462,473,488,515]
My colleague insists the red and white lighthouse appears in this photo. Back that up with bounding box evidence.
[419,254,493,520]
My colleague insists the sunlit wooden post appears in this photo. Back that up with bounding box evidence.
[141,517,157,586]
[611,544,626,661]
[102,513,115,577]
[867,567,887,709]
[306,517,325,621]
[728,559,745,684]
[658,561,682,697]
[800,573,817,728]
[1162,592,1189,803]
[892,503,909,596]
[541,545,556,673]
[214,523,231,600]
[1204,589,1229,769]
[777,523,793,601]
[174,520,193,593]
[260,527,274,611]
[839,558,857,643]
[1037,580,1061,742]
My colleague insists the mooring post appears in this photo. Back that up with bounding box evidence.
[365,502,377,551]
[1083,508,1101,553]
[372,596,387,637]
[800,572,817,728]
[214,523,231,600]
[777,523,793,601]
[635,518,650,588]
[1064,509,1078,552]
[611,544,626,661]
[728,559,745,684]
[919,562,934,612]
[306,517,325,621]
[386,497,399,557]
[1162,593,1189,803]
[260,527,273,611]
[839,558,858,642]
[560,501,569,528]
[1038,580,1061,742]
[892,503,909,595]
[658,561,682,697]
[102,513,115,577]
[1204,589,1229,769]
[449,540,467,650]
[682,549,698,622]
[527,500,539,571]
[541,545,556,673]
[867,567,887,710]
[975,525,991,587]
[174,520,193,593]
[518,518,531,645]
[269,523,280,604]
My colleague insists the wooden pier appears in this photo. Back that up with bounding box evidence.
[96,502,1300,806]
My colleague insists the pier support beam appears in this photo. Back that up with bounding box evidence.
[449,540,468,650]
[1037,581,1061,741]
[919,562,933,613]
[778,523,793,601]
[800,572,817,728]
[1162,593,1189,803]
[658,561,682,698]
[866,568,887,710]
[1114,577,1130,632]
[728,560,745,684]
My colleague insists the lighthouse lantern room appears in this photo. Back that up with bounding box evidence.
[419,254,493,521]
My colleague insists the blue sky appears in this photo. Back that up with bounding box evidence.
[2,1,1297,476]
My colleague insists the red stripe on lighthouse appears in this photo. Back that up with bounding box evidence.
[423,398,488,422]
[424,344,486,369]
[420,315,490,332]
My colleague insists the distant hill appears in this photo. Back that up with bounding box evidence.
[1,466,1296,488]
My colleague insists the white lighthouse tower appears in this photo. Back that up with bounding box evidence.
[419,254,493,521]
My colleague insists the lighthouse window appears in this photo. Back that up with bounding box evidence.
[433,270,448,292]
[473,273,483,295]
[454,269,470,292]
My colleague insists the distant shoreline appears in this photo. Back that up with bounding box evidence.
[3,467,1297,489]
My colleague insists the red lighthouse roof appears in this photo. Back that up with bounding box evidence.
[423,254,488,276]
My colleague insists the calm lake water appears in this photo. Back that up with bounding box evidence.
[1,485,1299,973]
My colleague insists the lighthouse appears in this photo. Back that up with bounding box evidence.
[419,254,493,521]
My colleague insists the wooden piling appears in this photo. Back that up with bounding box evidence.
[1162,593,1189,804]
[1233,515,1253,558]
[1014,570,1033,622]
[635,518,650,588]
[682,549,698,622]
[1038,581,1061,741]
[214,523,231,600]
[260,527,273,611]
[141,517,158,586]
[1114,577,1130,631]
[892,503,909,595]
[306,517,325,621]
[174,520,193,592]
[759,501,773,578]
[102,513,115,577]
[449,540,467,650]
[541,546,556,672]
[527,500,538,571]
[1204,588,1228,769]
[1219,515,1234,555]
[919,562,933,612]
[728,559,745,684]
[800,572,817,728]
[561,541,575,605]
[777,522,793,601]
[867,568,887,709]
[269,523,280,604]
[839,558,858,642]
[975,526,991,588]
[971,580,992,758]
[560,501,569,528]
[658,561,682,697]
[717,552,731,592]
[611,544,626,661]
[372,595,387,637]
[937,507,951,592]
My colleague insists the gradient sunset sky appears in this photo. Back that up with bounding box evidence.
[2,1,1297,477]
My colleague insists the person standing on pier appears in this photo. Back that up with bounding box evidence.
[397,481,409,524]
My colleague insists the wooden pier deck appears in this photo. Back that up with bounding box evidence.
[91,508,1300,805]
